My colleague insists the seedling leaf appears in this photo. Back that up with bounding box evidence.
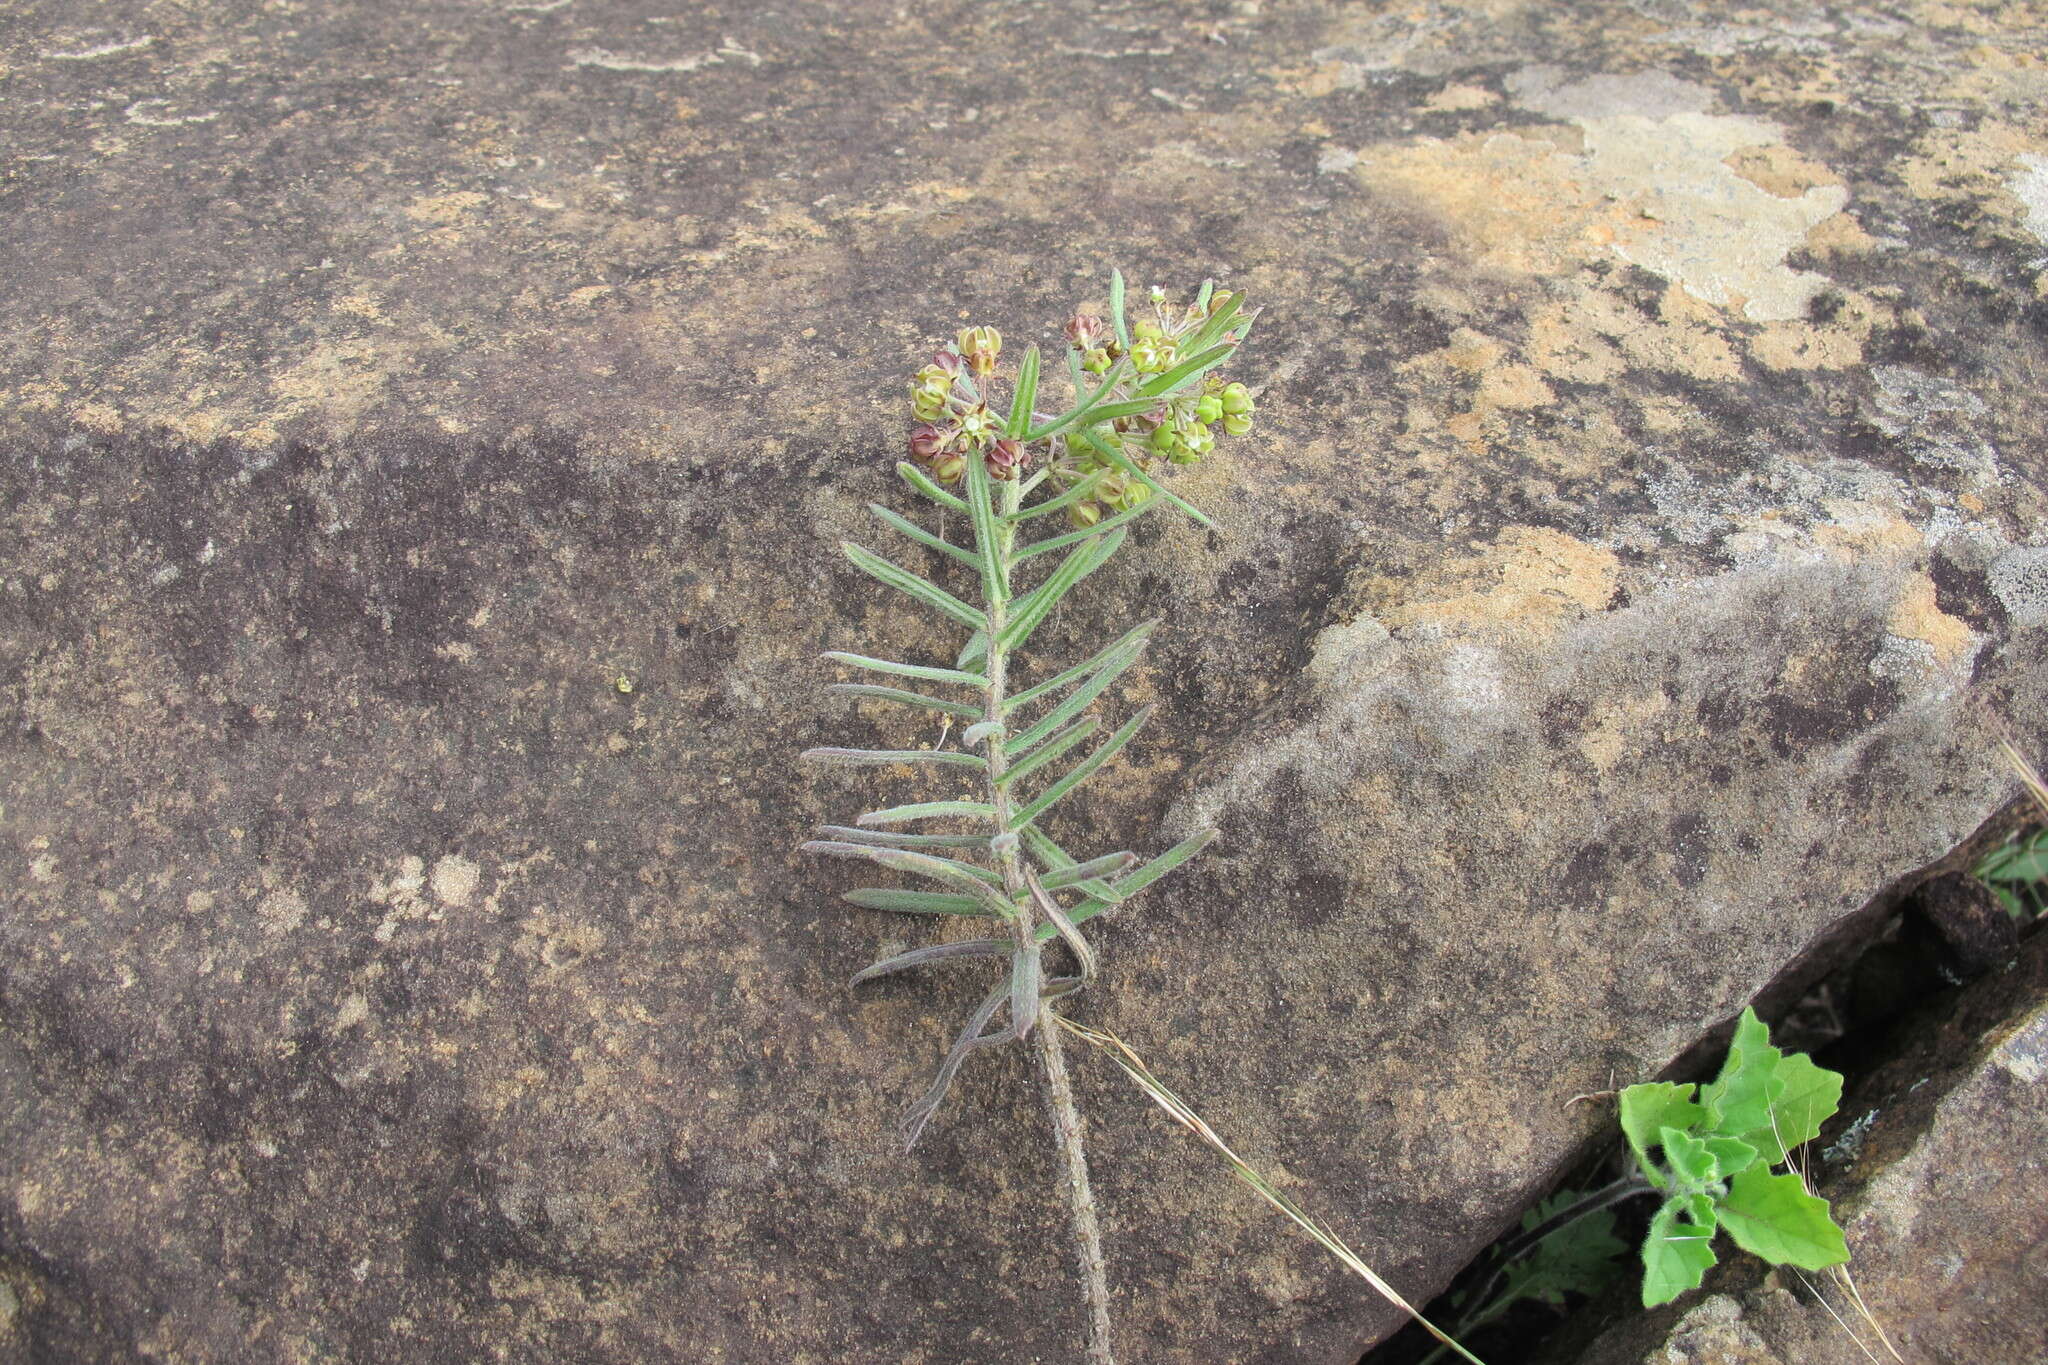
[1618,1082,1703,1186]
[1640,1201,1719,1308]
[1740,1050,1842,1164]
[1700,1007,1785,1136]
[1715,1169,1849,1271]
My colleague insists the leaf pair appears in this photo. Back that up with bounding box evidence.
[1618,1008,1849,1306]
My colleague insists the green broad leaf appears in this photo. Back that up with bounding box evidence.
[1073,428,1213,528]
[869,503,977,567]
[800,746,986,770]
[1015,487,1164,561]
[824,683,981,719]
[841,889,992,916]
[1660,1127,1720,1188]
[1739,1051,1843,1165]
[1714,1169,1849,1271]
[1010,468,1110,523]
[1006,344,1041,437]
[1701,1008,1785,1137]
[1005,620,1158,716]
[855,800,997,827]
[840,542,985,630]
[813,825,991,850]
[1640,1201,1719,1308]
[1617,1082,1704,1187]
[1701,1135,1760,1180]
[964,452,1010,606]
[995,717,1099,789]
[821,651,986,688]
[851,937,1009,984]
[1021,826,1124,905]
[998,528,1126,654]
[1682,1193,1718,1230]
[1023,357,1131,443]
[1039,851,1137,890]
[1012,706,1153,828]
[1135,341,1237,398]
[1500,1193,1629,1309]
[896,460,968,512]
[1109,268,1130,348]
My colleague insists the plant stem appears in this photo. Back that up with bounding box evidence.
[976,468,1116,1364]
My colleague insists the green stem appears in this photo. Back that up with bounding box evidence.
[976,466,1116,1365]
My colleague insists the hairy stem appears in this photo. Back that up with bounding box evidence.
[977,468,1116,1364]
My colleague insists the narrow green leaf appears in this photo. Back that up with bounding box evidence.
[1016,487,1164,561]
[1042,827,1217,939]
[1617,1083,1703,1188]
[1715,1169,1848,1270]
[801,746,985,770]
[995,717,1099,789]
[1013,706,1154,828]
[1136,341,1237,398]
[1181,289,1244,355]
[814,825,990,850]
[965,452,1009,606]
[1109,269,1130,348]
[1006,344,1041,437]
[842,888,992,916]
[1072,398,1167,427]
[1022,826,1124,905]
[1006,620,1159,716]
[825,683,979,719]
[855,800,997,827]
[1040,851,1138,889]
[1194,278,1214,312]
[803,840,1014,916]
[1011,468,1110,523]
[957,629,989,672]
[822,652,986,688]
[1640,1201,1718,1308]
[852,938,1008,985]
[1740,1051,1843,1165]
[841,542,985,630]
[998,528,1126,653]
[869,503,977,567]
[897,461,968,512]
[1006,637,1148,752]
[1072,427,1213,528]
[1023,357,1132,442]
[1700,1008,1785,1137]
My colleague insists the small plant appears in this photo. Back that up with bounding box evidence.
[1982,740,2048,922]
[803,273,1258,1363]
[1429,1008,1851,1360]
[1618,1007,1850,1304]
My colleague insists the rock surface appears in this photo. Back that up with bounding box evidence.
[2,1,2046,1361]
[1558,924,2048,1365]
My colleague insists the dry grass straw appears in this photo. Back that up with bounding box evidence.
[1057,1016,1488,1365]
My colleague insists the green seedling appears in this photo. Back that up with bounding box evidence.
[1977,826,2048,921]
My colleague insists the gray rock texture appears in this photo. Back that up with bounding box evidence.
[2,0,2046,1361]
[1560,927,2048,1365]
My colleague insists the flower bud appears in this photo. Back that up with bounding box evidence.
[929,451,968,484]
[1147,423,1177,454]
[1067,500,1104,530]
[1222,411,1252,437]
[1195,395,1223,424]
[1081,346,1113,374]
[956,325,1002,376]
[1207,290,1236,316]
[909,423,952,464]
[927,350,966,377]
[1220,382,1253,415]
[1132,319,1164,343]
[1095,472,1131,507]
[986,438,1025,480]
[1065,314,1107,350]
[1121,478,1153,510]
[1180,423,1215,457]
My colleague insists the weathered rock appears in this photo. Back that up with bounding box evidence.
[1558,923,2048,1365]
[1,1,2045,1361]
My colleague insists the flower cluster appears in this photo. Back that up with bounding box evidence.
[902,283,1256,518]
